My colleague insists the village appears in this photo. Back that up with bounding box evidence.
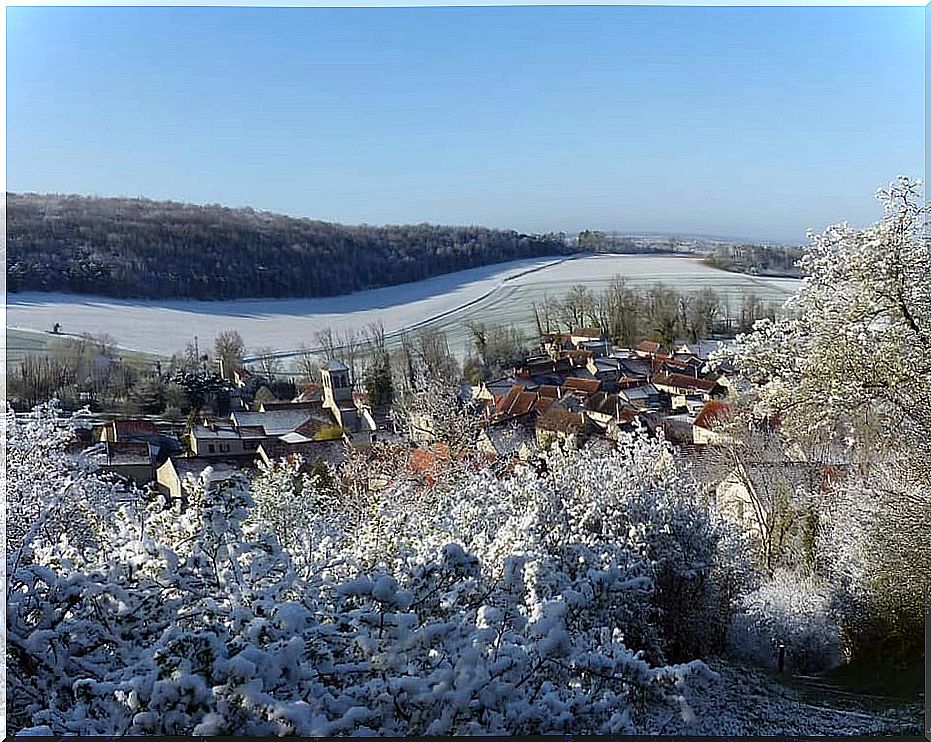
[55,328,756,505]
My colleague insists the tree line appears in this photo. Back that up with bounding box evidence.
[7,193,573,300]
[532,279,778,348]
[702,242,804,277]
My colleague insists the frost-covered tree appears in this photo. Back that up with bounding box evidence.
[727,568,842,673]
[720,176,931,661]
[815,459,930,661]
[394,376,484,456]
[248,454,347,577]
[5,402,132,561]
[723,176,931,462]
[10,405,754,736]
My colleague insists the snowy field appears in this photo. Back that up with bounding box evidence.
[6,254,800,362]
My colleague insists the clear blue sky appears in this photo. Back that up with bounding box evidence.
[7,5,925,242]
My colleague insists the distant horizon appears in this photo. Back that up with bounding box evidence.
[11,189,803,246]
[8,6,924,242]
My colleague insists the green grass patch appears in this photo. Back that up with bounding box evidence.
[821,655,924,701]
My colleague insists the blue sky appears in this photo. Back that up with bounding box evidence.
[7,5,925,242]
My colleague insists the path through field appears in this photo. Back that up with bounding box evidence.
[7,254,801,363]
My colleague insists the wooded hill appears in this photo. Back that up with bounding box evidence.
[7,193,574,300]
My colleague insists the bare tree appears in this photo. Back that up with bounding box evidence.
[336,327,364,388]
[214,329,245,380]
[414,328,459,383]
[558,284,594,331]
[698,415,821,574]
[294,343,322,382]
[313,328,338,361]
[253,347,284,380]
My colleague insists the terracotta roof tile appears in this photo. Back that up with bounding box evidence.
[694,400,733,429]
[509,391,538,418]
[652,371,717,393]
[495,385,523,414]
[572,327,604,338]
[562,377,602,395]
[533,397,556,415]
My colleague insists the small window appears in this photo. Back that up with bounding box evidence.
[208,444,215,453]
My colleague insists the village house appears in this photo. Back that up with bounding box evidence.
[583,392,641,434]
[96,418,182,465]
[94,441,156,488]
[491,384,556,425]
[156,456,244,506]
[618,383,663,410]
[692,400,736,445]
[98,418,159,444]
[675,339,732,361]
[561,377,602,399]
[586,356,623,391]
[535,404,587,449]
[474,374,538,403]
[651,370,724,401]
[570,327,611,357]
[189,422,264,458]
[634,339,668,359]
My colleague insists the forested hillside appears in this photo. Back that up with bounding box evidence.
[7,194,573,300]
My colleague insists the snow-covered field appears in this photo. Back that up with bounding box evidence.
[6,254,800,360]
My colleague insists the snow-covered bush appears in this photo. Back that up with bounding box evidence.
[249,455,346,576]
[716,177,931,666]
[9,407,747,736]
[726,568,842,674]
[814,460,931,662]
[5,401,130,562]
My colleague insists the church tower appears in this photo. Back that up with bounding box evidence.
[321,359,352,410]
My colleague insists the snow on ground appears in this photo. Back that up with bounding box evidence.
[6,255,800,360]
[647,661,921,736]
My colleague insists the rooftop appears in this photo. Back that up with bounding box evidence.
[232,409,323,436]
[99,441,152,466]
[652,371,718,393]
[112,419,158,437]
[562,377,602,395]
[168,456,245,481]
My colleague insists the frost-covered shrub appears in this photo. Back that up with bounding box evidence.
[726,568,842,673]
[5,401,131,561]
[814,460,931,662]
[9,407,744,736]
